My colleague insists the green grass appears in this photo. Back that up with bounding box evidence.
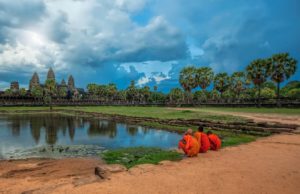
[101,147,182,169]
[139,122,262,147]
[192,107,300,115]
[0,107,49,111]
[59,106,248,123]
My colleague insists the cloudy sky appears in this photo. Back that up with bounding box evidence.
[0,0,299,92]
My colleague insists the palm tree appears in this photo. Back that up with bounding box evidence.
[179,66,197,103]
[126,80,137,103]
[196,67,214,91]
[271,53,297,106]
[231,71,247,99]
[45,79,57,110]
[107,83,117,102]
[169,88,184,104]
[246,59,272,107]
[214,73,231,98]
[87,83,98,99]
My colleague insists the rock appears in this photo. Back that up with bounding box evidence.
[94,167,110,179]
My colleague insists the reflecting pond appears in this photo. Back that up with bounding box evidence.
[0,113,182,159]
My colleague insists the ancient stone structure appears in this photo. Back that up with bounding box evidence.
[27,68,76,94]
[68,75,75,90]
[29,72,40,90]
[47,67,55,82]
[10,81,19,92]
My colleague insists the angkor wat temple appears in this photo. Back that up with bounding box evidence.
[29,68,76,92]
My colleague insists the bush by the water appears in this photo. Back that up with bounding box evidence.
[101,147,182,168]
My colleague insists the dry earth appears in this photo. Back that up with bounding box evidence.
[1,133,300,194]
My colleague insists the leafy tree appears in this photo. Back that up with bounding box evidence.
[44,79,57,110]
[280,81,300,97]
[87,83,98,99]
[214,73,231,98]
[270,53,297,103]
[287,88,300,98]
[193,90,208,102]
[179,66,197,103]
[140,86,151,103]
[19,88,27,96]
[196,67,214,91]
[169,88,184,104]
[4,89,13,97]
[246,59,271,106]
[126,80,137,103]
[31,86,43,99]
[257,88,276,98]
[261,81,276,91]
[58,87,67,98]
[107,83,117,101]
[210,89,220,100]
[231,72,248,99]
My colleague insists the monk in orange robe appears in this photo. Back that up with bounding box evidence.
[207,131,221,151]
[178,129,199,157]
[194,125,210,153]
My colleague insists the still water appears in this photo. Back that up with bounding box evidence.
[0,113,182,159]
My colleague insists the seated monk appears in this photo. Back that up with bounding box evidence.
[194,125,210,153]
[178,139,188,154]
[178,129,199,157]
[207,131,221,151]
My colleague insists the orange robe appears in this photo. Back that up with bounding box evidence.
[193,132,202,152]
[179,134,199,157]
[208,134,221,151]
[199,132,210,153]
[178,140,188,154]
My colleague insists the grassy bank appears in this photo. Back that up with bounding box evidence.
[58,106,249,123]
[101,147,182,169]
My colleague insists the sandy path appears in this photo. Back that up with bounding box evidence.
[1,134,300,194]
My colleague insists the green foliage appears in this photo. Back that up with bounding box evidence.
[256,87,276,98]
[101,147,182,168]
[169,88,184,103]
[214,73,231,96]
[31,86,43,98]
[287,88,300,98]
[196,67,214,90]
[179,66,197,92]
[193,90,208,101]
[211,89,220,100]
[231,71,248,98]
[19,88,27,96]
[4,88,13,96]
[280,81,300,97]
[247,59,271,87]
[262,81,276,90]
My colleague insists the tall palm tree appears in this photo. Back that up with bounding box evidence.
[231,71,247,99]
[179,66,197,103]
[214,73,231,98]
[45,79,57,110]
[246,59,272,107]
[271,53,297,105]
[196,67,214,91]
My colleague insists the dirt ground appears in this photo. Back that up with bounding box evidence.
[1,133,300,194]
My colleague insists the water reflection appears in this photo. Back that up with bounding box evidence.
[0,113,181,159]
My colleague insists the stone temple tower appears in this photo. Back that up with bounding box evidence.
[29,72,40,90]
[47,67,55,82]
[68,75,75,90]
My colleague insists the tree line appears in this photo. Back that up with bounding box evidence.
[1,52,299,106]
